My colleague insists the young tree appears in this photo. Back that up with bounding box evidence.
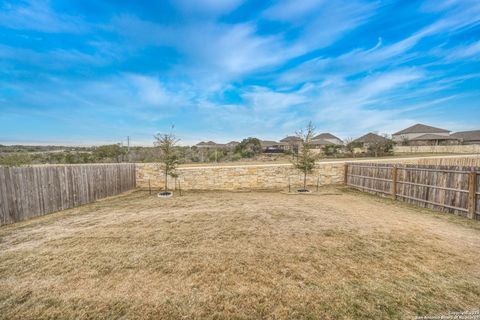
[154,132,180,192]
[293,122,318,190]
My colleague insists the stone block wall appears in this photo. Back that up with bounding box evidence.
[136,163,345,190]
[135,155,480,191]
[394,145,480,154]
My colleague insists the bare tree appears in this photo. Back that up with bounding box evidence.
[293,122,318,190]
[368,133,394,157]
[344,137,355,156]
[154,131,180,192]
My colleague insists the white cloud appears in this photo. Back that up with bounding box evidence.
[111,1,379,83]
[127,75,187,107]
[445,40,480,60]
[278,0,480,86]
[0,44,116,69]
[190,69,429,139]
[172,0,244,16]
[263,0,327,21]
[276,69,428,136]
[264,0,379,52]
[0,0,86,33]
[242,86,307,112]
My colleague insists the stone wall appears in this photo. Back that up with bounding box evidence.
[390,155,480,167]
[394,145,480,154]
[136,163,345,190]
[136,155,480,190]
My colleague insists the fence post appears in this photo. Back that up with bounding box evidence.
[344,163,348,186]
[468,171,477,219]
[391,166,398,200]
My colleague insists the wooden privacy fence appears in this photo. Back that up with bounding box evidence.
[0,164,136,225]
[344,163,479,219]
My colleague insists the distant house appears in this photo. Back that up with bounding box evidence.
[260,140,282,153]
[352,133,392,156]
[408,134,459,146]
[312,133,343,146]
[279,136,302,152]
[451,130,480,145]
[196,141,225,148]
[353,133,388,148]
[392,124,450,144]
[225,141,239,148]
[310,139,332,149]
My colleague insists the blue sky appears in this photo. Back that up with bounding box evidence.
[0,0,479,146]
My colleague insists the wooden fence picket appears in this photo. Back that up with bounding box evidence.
[0,164,136,225]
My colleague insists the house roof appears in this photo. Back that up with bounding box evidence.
[353,133,388,144]
[451,130,480,141]
[411,134,458,141]
[280,136,302,143]
[311,139,332,146]
[260,140,279,147]
[393,123,450,135]
[196,141,220,146]
[313,133,342,141]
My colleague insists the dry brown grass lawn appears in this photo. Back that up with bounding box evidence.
[1,186,479,319]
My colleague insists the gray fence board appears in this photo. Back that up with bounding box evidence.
[0,164,136,225]
[346,163,479,219]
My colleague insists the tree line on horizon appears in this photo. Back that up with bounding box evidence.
[0,133,394,167]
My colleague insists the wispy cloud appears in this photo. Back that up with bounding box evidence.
[172,0,245,16]
[444,40,480,60]
[0,1,479,144]
[0,0,87,33]
[265,0,379,51]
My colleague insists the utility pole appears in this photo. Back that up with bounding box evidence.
[127,136,130,153]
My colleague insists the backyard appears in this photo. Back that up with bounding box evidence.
[1,187,479,319]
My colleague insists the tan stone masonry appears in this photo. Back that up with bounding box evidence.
[135,154,480,190]
[136,162,344,190]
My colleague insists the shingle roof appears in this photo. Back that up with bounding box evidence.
[260,140,279,147]
[451,130,480,141]
[311,139,332,145]
[411,134,458,141]
[313,133,341,141]
[280,136,302,143]
[393,123,450,135]
[196,141,220,146]
[353,133,388,144]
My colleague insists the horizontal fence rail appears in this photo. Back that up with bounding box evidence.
[0,164,136,225]
[344,163,479,220]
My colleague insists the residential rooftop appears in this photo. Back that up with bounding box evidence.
[393,123,450,135]
[354,133,388,144]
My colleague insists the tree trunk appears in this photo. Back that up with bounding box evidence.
[165,171,168,191]
[304,171,307,189]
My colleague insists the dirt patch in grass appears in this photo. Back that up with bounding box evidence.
[1,186,479,319]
